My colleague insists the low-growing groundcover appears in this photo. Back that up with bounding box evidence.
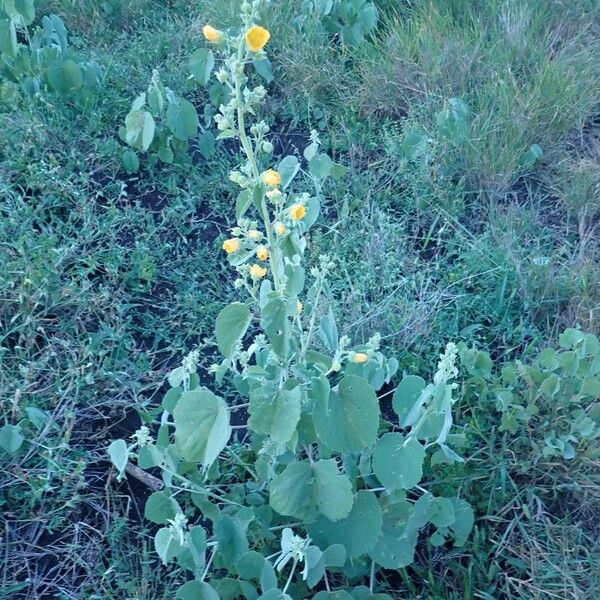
[1,0,600,598]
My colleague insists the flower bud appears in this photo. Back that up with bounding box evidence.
[222,238,241,254]
[202,25,223,43]
[249,264,267,280]
[289,203,306,221]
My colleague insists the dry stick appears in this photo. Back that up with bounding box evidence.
[124,461,164,491]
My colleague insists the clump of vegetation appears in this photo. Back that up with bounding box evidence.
[109,3,474,596]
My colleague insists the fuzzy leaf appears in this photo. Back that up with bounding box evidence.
[308,490,382,558]
[107,439,128,475]
[369,499,417,569]
[249,385,301,444]
[190,48,215,85]
[372,433,425,490]
[47,59,83,95]
[125,109,155,151]
[0,424,24,454]
[166,98,199,140]
[173,388,231,469]
[269,459,353,522]
[314,376,379,453]
[216,302,251,359]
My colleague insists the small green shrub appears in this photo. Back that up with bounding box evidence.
[120,69,202,171]
[0,1,101,106]
[298,0,379,46]
[461,328,600,460]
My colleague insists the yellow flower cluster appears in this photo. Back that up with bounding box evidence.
[202,24,270,53]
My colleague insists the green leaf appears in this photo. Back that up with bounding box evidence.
[162,387,182,412]
[107,439,128,475]
[198,130,215,159]
[253,57,273,83]
[0,18,17,57]
[430,497,455,528]
[14,0,35,25]
[369,498,417,569]
[215,513,250,565]
[144,491,179,524]
[318,308,338,352]
[277,155,300,189]
[138,444,163,469]
[322,544,346,567]
[0,424,24,453]
[540,373,560,397]
[309,153,333,179]
[349,586,392,600]
[176,581,220,600]
[173,388,231,469]
[155,527,182,564]
[449,498,474,546]
[157,142,174,164]
[392,375,426,424]
[269,459,353,522]
[258,591,292,600]
[190,48,215,85]
[372,433,425,490]
[314,376,379,453]
[166,99,199,141]
[260,295,290,359]
[216,302,251,359]
[122,149,139,174]
[125,109,155,152]
[236,551,267,579]
[25,407,49,430]
[236,189,253,220]
[249,385,301,444]
[47,59,83,95]
[313,592,353,600]
[308,490,382,558]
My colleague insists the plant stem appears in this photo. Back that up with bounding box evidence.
[369,560,376,592]
[282,559,297,594]
[202,545,218,581]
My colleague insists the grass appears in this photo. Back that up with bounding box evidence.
[1,0,600,597]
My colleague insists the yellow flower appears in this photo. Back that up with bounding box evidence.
[202,25,222,43]
[245,26,270,52]
[222,238,241,254]
[256,246,269,261]
[296,301,303,313]
[247,229,262,240]
[352,352,369,364]
[261,169,281,187]
[274,222,287,236]
[289,203,306,221]
[249,264,267,280]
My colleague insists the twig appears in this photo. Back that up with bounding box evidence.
[125,462,163,491]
